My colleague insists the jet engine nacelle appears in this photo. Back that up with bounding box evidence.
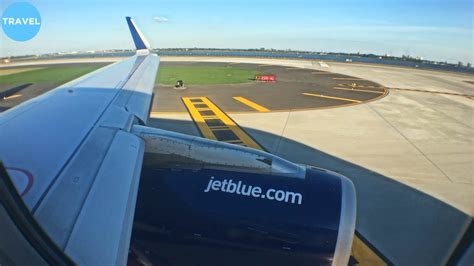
[130,126,356,266]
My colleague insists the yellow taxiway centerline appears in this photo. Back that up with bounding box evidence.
[2,94,22,100]
[312,71,337,74]
[332,77,366,80]
[333,87,384,94]
[302,92,362,103]
[233,96,270,112]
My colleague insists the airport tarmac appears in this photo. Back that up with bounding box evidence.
[1,57,473,265]
[149,57,474,265]
[149,57,473,216]
[151,62,387,113]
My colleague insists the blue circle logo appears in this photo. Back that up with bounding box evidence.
[2,2,41,42]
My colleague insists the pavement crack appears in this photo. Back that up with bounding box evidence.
[275,110,292,155]
[367,103,455,183]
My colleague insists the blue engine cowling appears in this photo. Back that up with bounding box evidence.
[129,165,356,266]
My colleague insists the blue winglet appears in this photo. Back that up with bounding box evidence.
[126,16,150,50]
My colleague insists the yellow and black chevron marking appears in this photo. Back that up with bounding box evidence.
[182,96,392,265]
[349,231,392,266]
[182,97,264,150]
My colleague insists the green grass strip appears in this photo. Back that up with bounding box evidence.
[157,66,259,85]
[0,65,104,85]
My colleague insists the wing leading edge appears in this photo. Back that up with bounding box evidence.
[0,17,159,265]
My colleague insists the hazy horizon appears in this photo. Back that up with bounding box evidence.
[1,0,472,64]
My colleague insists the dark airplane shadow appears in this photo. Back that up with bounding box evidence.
[0,83,32,99]
[141,117,471,265]
[0,82,469,264]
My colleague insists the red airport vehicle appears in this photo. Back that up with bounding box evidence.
[255,74,276,82]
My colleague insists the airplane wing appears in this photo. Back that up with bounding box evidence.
[0,17,356,266]
[0,17,159,265]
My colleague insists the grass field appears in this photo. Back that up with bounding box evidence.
[156,66,259,85]
[0,65,105,85]
[0,64,259,87]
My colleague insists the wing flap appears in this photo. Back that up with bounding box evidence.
[33,126,117,247]
[64,131,144,265]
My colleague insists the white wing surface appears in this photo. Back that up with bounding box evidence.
[0,17,159,265]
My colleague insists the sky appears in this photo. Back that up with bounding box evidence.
[1,0,473,63]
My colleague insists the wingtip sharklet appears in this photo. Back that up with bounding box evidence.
[126,17,152,52]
